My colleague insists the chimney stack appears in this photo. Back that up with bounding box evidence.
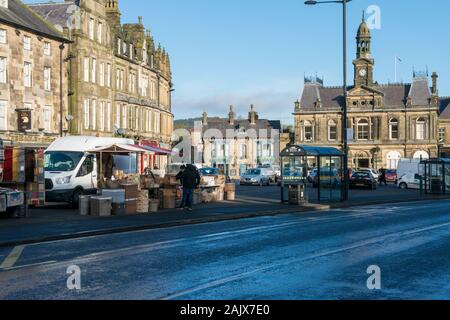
[229,105,235,125]
[432,72,438,95]
[249,104,257,125]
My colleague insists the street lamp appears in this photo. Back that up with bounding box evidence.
[304,0,351,201]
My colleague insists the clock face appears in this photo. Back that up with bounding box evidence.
[359,69,367,77]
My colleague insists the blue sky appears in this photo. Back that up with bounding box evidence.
[27,0,450,124]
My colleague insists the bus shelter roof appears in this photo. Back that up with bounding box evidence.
[280,145,343,157]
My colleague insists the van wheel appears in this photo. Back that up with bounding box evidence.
[399,183,408,190]
[71,189,84,209]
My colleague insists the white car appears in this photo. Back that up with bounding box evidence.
[359,168,380,180]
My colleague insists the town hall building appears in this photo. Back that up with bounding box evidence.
[294,16,450,170]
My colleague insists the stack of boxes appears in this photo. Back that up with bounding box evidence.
[162,175,180,209]
[121,183,139,214]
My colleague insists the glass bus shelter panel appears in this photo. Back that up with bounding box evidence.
[445,163,450,194]
[318,156,343,203]
[282,156,307,184]
[427,163,443,194]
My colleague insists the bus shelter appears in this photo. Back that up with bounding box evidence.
[421,158,450,195]
[280,145,345,204]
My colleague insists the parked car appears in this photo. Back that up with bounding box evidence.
[359,168,380,180]
[385,169,398,184]
[258,164,279,182]
[312,167,340,188]
[240,168,273,186]
[349,171,378,190]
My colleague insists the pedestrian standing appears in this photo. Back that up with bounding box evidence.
[177,164,200,211]
[379,168,387,186]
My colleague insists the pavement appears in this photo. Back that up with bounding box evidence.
[1,199,450,299]
[0,184,448,248]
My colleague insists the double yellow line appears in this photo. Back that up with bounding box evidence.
[0,246,25,270]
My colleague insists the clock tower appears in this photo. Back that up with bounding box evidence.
[353,13,374,87]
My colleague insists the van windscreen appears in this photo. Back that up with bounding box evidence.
[45,152,85,172]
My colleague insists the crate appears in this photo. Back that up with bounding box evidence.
[120,183,139,200]
[149,200,159,213]
[125,199,137,214]
[101,189,126,204]
[90,197,112,217]
[112,203,126,216]
[78,195,91,216]
[226,191,236,201]
[163,195,176,209]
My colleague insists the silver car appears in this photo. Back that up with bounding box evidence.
[240,168,273,186]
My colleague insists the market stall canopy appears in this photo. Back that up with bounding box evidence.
[280,145,343,157]
[139,145,175,155]
[87,144,154,154]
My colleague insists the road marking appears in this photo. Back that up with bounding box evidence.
[0,246,25,270]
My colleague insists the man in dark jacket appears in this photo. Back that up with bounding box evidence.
[176,164,201,211]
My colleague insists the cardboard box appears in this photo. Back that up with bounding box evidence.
[163,195,176,209]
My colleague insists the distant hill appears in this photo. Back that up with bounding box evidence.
[174,118,202,130]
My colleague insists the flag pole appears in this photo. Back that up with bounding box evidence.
[395,56,397,83]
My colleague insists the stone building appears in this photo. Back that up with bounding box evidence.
[29,0,174,169]
[0,0,70,147]
[439,98,450,157]
[294,17,448,170]
[190,105,281,179]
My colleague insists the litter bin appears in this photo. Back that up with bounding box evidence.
[288,184,306,205]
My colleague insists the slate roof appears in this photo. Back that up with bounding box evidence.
[28,1,78,28]
[440,97,450,119]
[202,118,281,138]
[298,77,433,110]
[0,0,69,42]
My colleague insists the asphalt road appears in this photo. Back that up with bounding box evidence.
[1,199,450,300]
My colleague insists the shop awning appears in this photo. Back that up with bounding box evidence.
[139,145,175,155]
[87,144,154,154]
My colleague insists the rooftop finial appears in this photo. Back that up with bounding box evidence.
[362,10,365,22]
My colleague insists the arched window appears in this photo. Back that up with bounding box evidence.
[389,118,399,140]
[303,121,313,142]
[357,119,369,140]
[328,120,337,141]
[386,151,402,169]
[416,118,426,140]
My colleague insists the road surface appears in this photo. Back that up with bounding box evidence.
[1,199,450,300]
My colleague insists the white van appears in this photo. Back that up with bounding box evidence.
[397,158,423,190]
[45,136,135,206]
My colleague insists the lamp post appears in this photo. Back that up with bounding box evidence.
[305,0,351,201]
